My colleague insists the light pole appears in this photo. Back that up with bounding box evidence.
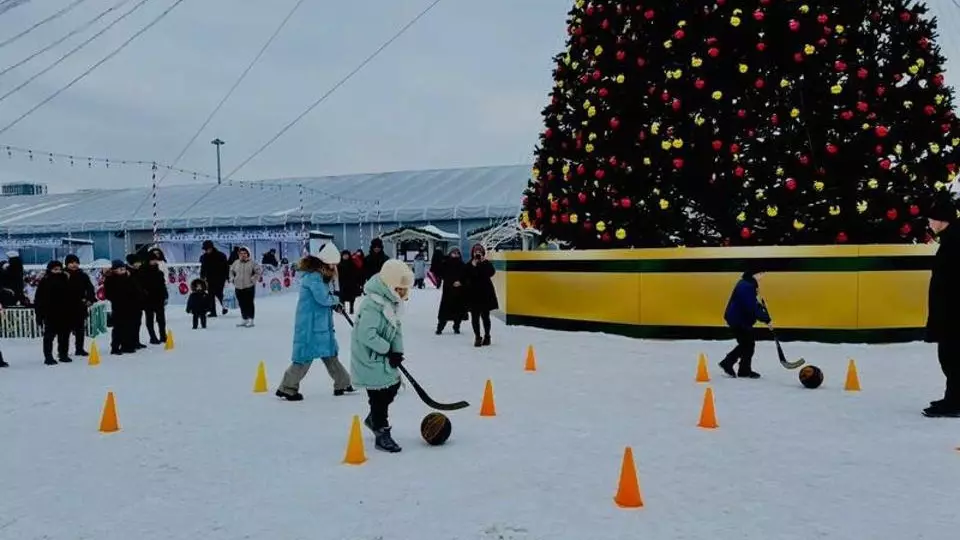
[211,138,225,184]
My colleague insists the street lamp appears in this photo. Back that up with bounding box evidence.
[211,138,225,184]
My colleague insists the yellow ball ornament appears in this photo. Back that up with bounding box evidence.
[651,122,660,135]
[664,40,673,49]
[672,139,684,149]
[694,115,706,126]
[790,108,800,118]
[835,25,844,33]
[712,90,723,100]
[736,212,746,223]
[814,181,825,191]
[804,44,815,55]
[570,213,578,224]
[585,143,595,153]
[909,65,919,75]
[857,201,868,213]
[730,16,741,27]
[739,64,749,74]
[829,206,841,216]
[766,206,778,217]
[661,141,672,151]
[587,106,597,117]
[616,74,625,84]
[589,132,598,141]
[692,57,703,67]
[594,45,603,56]
[931,143,941,154]
[830,84,843,94]
[562,164,570,175]
[793,220,805,230]
[643,157,651,166]
[596,221,606,232]
[583,99,591,110]
[672,69,683,78]
[776,167,784,176]
[800,4,810,14]
[780,79,791,88]
[615,228,626,240]
[659,199,670,210]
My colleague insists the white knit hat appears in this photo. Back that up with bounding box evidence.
[379,259,414,292]
[317,242,340,265]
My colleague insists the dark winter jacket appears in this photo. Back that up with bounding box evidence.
[363,249,389,282]
[464,260,499,312]
[261,251,279,266]
[0,257,27,306]
[200,249,229,286]
[126,264,148,310]
[186,291,209,314]
[723,275,771,329]
[926,225,960,342]
[104,271,139,315]
[337,255,361,303]
[140,262,169,306]
[66,268,96,318]
[33,272,73,329]
[437,256,468,322]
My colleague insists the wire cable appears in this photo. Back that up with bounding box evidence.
[0,0,90,48]
[224,0,444,181]
[0,0,135,79]
[0,0,152,105]
[0,0,34,18]
[153,0,308,188]
[0,0,186,136]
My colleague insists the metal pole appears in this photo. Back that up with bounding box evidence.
[211,138,225,184]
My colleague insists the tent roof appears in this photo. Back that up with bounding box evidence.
[381,225,459,242]
[0,164,531,235]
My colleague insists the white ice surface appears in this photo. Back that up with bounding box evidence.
[1,290,958,540]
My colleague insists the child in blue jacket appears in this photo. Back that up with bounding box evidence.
[719,266,771,379]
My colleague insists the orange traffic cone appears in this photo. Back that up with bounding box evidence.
[343,415,367,465]
[253,361,268,393]
[99,391,120,433]
[698,387,718,429]
[88,341,101,367]
[524,345,537,372]
[695,352,710,383]
[480,379,496,416]
[164,330,174,351]
[844,359,861,392]
[613,446,644,508]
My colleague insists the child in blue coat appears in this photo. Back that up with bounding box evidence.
[276,244,353,401]
[719,265,771,379]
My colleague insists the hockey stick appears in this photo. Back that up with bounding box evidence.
[340,312,470,411]
[759,298,805,370]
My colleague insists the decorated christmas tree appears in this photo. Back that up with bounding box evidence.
[521,0,960,248]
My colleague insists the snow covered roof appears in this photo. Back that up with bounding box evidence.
[0,165,531,235]
[380,224,459,242]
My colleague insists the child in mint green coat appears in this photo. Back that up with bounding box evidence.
[350,259,414,453]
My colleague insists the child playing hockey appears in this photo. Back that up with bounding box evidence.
[276,243,354,401]
[186,279,209,329]
[350,258,414,453]
[718,264,771,379]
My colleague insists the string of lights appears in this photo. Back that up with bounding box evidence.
[0,0,136,79]
[224,0,445,181]
[0,0,183,137]
[0,0,90,49]
[0,0,153,105]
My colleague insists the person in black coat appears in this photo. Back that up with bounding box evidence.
[429,247,444,288]
[125,253,148,349]
[363,238,389,282]
[141,250,169,344]
[105,260,140,355]
[64,254,95,356]
[435,247,468,335]
[200,240,230,317]
[718,264,772,379]
[34,260,73,365]
[463,244,499,347]
[186,278,209,330]
[1,250,28,306]
[924,199,960,417]
[337,249,361,314]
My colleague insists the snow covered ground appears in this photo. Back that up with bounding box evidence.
[1,289,958,540]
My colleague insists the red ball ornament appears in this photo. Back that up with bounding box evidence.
[799,155,810,166]
[672,158,684,169]
[834,60,847,72]
[857,101,869,112]
[660,91,670,102]
[550,200,559,212]
[608,156,618,167]
[785,178,797,190]
[841,110,854,120]
[578,192,587,204]
[734,166,745,177]
[671,99,682,111]
[886,208,898,221]
[730,143,740,153]
[560,213,569,224]
[755,78,765,89]
[583,220,592,231]
[836,232,848,243]
[874,145,884,155]
[817,38,827,48]
[753,10,764,21]
[919,37,930,49]
[756,42,766,52]
[875,126,889,137]
[900,223,912,236]
[594,169,605,180]
[592,70,602,80]
[910,204,920,216]
[817,14,828,24]
[601,19,610,30]
[550,215,558,224]
[899,11,911,22]
[857,68,869,79]
[602,232,611,242]
[740,227,752,239]
[674,29,685,39]
[637,57,647,67]
[789,19,800,31]
[924,105,936,116]
[577,164,586,175]
[579,74,589,84]
[771,113,779,125]
[737,109,747,118]
[933,74,945,87]
[535,208,543,219]
[620,197,631,208]
[598,88,609,98]
[880,159,892,170]
[716,0,725,5]
[609,117,621,129]
[616,50,626,61]
[544,128,552,139]
[712,140,723,151]
[585,6,594,16]
[708,47,720,58]
[826,143,838,154]
[793,52,804,63]
[644,9,655,20]
[694,78,706,89]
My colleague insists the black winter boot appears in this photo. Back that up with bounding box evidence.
[482,334,491,346]
[333,386,356,396]
[44,357,58,366]
[275,389,303,401]
[0,352,8,368]
[435,322,444,335]
[474,336,483,347]
[718,360,737,378]
[374,427,402,453]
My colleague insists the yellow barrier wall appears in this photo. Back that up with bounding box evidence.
[489,245,936,343]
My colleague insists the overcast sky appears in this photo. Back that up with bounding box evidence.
[0,0,568,192]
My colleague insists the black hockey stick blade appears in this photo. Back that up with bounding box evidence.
[340,312,470,411]
[773,334,805,369]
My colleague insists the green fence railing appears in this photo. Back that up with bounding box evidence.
[0,301,109,339]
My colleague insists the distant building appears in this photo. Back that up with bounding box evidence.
[1,182,48,196]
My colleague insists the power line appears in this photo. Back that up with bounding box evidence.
[0,0,153,105]
[154,0,308,188]
[0,0,135,79]
[0,0,34,18]
[224,0,444,181]
[0,0,90,48]
[0,0,186,137]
